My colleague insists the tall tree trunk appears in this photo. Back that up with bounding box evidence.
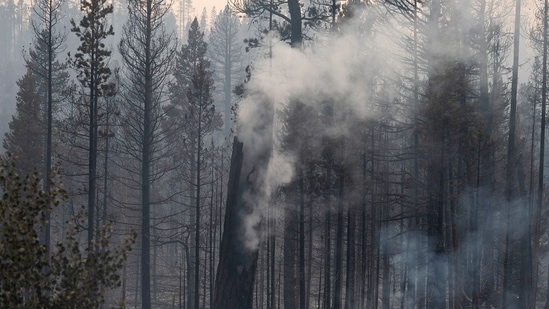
[224,48,232,137]
[323,165,332,309]
[287,0,302,48]
[270,231,276,309]
[213,138,259,309]
[323,208,331,309]
[306,192,313,309]
[334,170,344,309]
[209,158,216,308]
[88,55,97,250]
[477,0,493,189]
[141,0,153,307]
[44,1,53,260]
[345,207,356,309]
[283,199,297,309]
[299,175,306,309]
[530,66,540,305]
[360,152,368,309]
[189,143,196,309]
[542,1,549,308]
[368,127,378,309]
[382,132,390,309]
[194,114,202,309]
[503,1,521,307]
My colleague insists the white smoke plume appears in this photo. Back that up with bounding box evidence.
[235,6,401,251]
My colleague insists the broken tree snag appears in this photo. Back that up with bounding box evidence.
[213,137,259,309]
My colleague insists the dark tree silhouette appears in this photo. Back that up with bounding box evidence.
[69,0,115,249]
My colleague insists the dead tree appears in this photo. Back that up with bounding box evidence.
[213,138,259,309]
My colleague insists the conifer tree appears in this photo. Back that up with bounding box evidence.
[209,6,245,137]
[3,70,44,179]
[26,0,69,258]
[118,0,176,306]
[165,17,220,309]
[69,0,115,249]
[0,153,135,308]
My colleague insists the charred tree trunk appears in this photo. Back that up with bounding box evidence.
[323,165,332,309]
[543,0,549,308]
[503,1,522,307]
[284,199,298,309]
[345,207,356,309]
[287,0,302,48]
[360,152,368,309]
[334,170,344,309]
[323,211,332,309]
[213,138,259,309]
[140,0,153,305]
[299,175,306,309]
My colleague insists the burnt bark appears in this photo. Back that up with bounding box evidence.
[213,138,259,309]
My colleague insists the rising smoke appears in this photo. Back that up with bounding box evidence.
[235,6,399,251]
[233,1,542,307]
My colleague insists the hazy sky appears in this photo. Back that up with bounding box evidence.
[198,0,229,15]
[212,0,229,10]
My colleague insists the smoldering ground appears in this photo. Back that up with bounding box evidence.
[380,187,539,308]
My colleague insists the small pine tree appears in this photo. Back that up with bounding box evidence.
[3,70,45,179]
[0,153,135,308]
